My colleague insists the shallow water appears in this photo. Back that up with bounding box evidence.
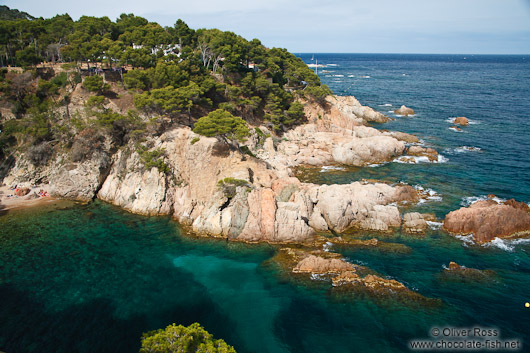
[2,54,530,352]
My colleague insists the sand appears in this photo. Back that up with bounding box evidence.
[0,184,55,211]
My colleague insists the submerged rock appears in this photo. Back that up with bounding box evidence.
[442,261,496,282]
[443,199,530,243]
[272,248,436,304]
[394,105,415,116]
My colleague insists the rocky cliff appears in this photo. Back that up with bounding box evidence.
[3,95,427,243]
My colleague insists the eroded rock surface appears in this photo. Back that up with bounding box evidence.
[443,199,530,243]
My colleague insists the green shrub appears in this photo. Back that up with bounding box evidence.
[190,137,200,145]
[83,75,110,93]
[86,95,105,108]
[140,322,236,353]
[136,144,170,174]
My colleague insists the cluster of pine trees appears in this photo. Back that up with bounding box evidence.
[0,6,331,173]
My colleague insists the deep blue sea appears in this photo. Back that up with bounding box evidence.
[1,54,530,353]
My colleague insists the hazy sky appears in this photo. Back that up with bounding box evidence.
[3,0,530,54]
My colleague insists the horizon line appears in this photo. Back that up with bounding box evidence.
[293,52,530,56]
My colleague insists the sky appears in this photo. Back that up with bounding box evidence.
[3,0,530,54]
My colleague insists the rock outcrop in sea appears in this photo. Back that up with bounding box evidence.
[443,199,530,243]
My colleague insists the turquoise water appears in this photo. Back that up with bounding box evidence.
[2,54,530,352]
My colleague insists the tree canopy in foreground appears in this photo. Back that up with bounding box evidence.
[140,323,236,353]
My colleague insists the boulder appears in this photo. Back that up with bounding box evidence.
[394,105,415,116]
[453,117,469,126]
[293,254,354,274]
[443,199,530,243]
[15,187,30,196]
[403,212,428,233]
[407,146,439,162]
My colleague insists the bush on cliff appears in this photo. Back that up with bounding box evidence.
[193,109,250,147]
[139,322,236,353]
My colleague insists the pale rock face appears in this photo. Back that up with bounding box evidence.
[332,136,405,166]
[403,212,429,233]
[360,205,401,231]
[97,150,171,215]
[49,152,110,202]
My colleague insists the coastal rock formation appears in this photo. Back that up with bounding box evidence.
[403,212,429,234]
[293,255,355,274]
[273,248,434,303]
[442,261,496,281]
[406,146,439,162]
[443,199,530,243]
[303,95,389,128]
[3,95,431,243]
[453,117,469,126]
[394,105,415,116]
[382,131,419,144]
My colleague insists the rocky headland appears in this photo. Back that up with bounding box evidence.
[3,93,434,243]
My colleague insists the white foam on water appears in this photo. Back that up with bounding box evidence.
[360,75,371,78]
[455,234,475,246]
[348,75,355,77]
[379,103,393,107]
[394,155,447,164]
[414,185,442,203]
[437,155,449,163]
[367,162,388,168]
[320,166,345,172]
[426,221,443,230]
[333,74,344,77]
[323,242,333,252]
[310,273,328,281]
[449,127,463,133]
[483,238,515,252]
[327,64,338,66]
[461,195,506,206]
[447,146,482,154]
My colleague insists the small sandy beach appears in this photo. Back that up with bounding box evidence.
[0,183,55,211]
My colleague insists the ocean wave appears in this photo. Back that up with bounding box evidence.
[426,221,443,230]
[445,146,482,154]
[448,126,464,133]
[333,74,344,77]
[347,75,355,77]
[414,185,442,203]
[327,64,338,66]
[483,238,514,252]
[483,238,530,252]
[455,234,475,247]
[321,166,345,172]
[367,162,388,168]
[379,103,393,107]
[461,195,506,207]
[393,154,448,164]
[310,273,329,281]
[359,75,371,78]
